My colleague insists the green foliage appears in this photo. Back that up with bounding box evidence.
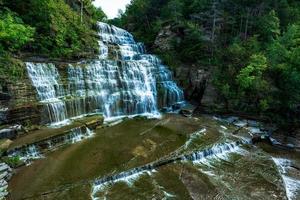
[258,10,280,42]
[2,156,23,168]
[175,22,209,63]
[161,0,184,22]
[237,54,268,90]
[155,49,180,69]
[0,11,34,52]
[0,55,25,81]
[117,0,300,124]
[267,24,300,110]
[2,0,105,59]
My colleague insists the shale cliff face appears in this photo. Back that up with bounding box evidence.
[0,74,42,126]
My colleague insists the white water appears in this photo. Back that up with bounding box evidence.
[9,144,44,164]
[91,169,156,200]
[8,127,94,163]
[185,141,246,164]
[90,140,248,200]
[26,22,183,126]
[184,128,207,149]
[65,127,95,144]
[272,158,300,200]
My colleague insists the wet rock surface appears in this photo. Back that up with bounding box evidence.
[0,163,12,199]
[7,114,299,200]
[0,77,41,126]
[6,115,103,153]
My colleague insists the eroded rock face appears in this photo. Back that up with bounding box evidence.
[153,25,221,110]
[175,66,209,102]
[0,163,12,199]
[153,25,180,52]
[154,27,209,104]
[0,76,42,127]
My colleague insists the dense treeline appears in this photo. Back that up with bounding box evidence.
[0,0,105,58]
[114,0,300,126]
[0,0,105,80]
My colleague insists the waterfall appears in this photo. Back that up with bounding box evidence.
[65,127,95,144]
[272,158,300,200]
[26,22,184,125]
[26,63,69,125]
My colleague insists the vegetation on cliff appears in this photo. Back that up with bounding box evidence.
[114,0,300,126]
[0,0,106,59]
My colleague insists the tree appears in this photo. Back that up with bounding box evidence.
[237,54,268,90]
[267,24,300,110]
[162,0,184,22]
[258,10,280,42]
[0,12,34,53]
[2,0,104,58]
[236,54,270,111]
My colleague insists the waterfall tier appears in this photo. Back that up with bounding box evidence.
[26,22,184,125]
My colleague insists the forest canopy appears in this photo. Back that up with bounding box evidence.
[0,0,106,58]
[113,0,300,125]
[0,0,299,126]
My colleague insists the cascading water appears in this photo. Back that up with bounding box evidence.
[26,22,184,125]
[91,140,248,200]
[272,158,300,200]
[26,63,68,125]
[8,144,43,164]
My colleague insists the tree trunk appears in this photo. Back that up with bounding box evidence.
[145,15,151,30]
[239,16,243,36]
[80,0,83,23]
[211,2,217,42]
[244,9,250,40]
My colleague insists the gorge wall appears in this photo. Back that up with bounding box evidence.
[153,24,220,111]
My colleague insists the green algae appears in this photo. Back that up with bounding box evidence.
[7,114,292,200]
[9,114,203,199]
[8,115,103,150]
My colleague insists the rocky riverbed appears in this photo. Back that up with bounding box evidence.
[5,114,300,200]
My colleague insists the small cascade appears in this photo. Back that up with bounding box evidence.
[9,144,43,164]
[91,169,155,199]
[98,41,108,59]
[8,127,95,165]
[184,128,207,149]
[272,158,300,200]
[65,127,95,144]
[91,140,248,199]
[183,141,246,163]
[97,22,135,45]
[21,145,43,161]
[26,22,184,125]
